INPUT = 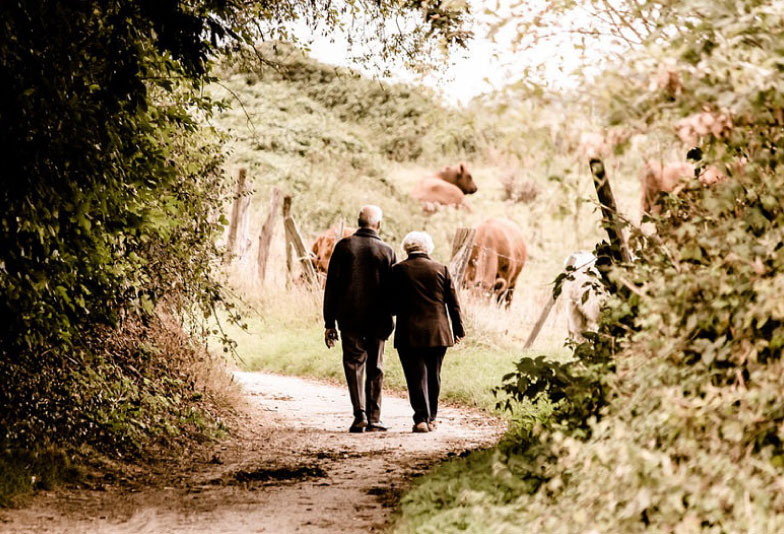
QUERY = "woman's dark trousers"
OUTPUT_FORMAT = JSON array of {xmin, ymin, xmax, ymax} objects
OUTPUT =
[{"xmin": 397, "ymin": 346, "xmax": 446, "ymax": 424}]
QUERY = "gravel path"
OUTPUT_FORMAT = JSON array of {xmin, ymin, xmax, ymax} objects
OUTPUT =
[{"xmin": 1, "ymin": 372, "xmax": 503, "ymax": 533}]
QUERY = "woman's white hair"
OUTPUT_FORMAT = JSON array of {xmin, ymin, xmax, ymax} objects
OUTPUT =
[{"xmin": 402, "ymin": 231, "xmax": 435, "ymax": 256}]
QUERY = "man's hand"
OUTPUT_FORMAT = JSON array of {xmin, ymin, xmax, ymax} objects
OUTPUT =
[
  {"xmin": 325, "ymin": 328, "xmax": 339, "ymax": 349},
  {"xmin": 454, "ymin": 335, "xmax": 464, "ymax": 345}
]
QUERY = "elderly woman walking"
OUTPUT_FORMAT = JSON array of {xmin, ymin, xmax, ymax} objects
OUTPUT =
[{"xmin": 389, "ymin": 231, "xmax": 465, "ymax": 433}]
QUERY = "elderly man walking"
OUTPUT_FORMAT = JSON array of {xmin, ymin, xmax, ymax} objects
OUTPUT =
[{"xmin": 323, "ymin": 205, "xmax": 396, "ymax": 433}]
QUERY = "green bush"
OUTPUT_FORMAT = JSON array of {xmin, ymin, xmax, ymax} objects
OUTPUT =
[
  {"xmin": 394, "ymin": 1, "xmax": 784, "ymax": 531},
  {"xmin": 0, "ymin": 0, "xmax": 472, "ymax": 507}
]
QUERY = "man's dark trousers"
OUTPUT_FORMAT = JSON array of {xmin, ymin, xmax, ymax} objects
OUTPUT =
[
  {"xmin": 397, "ymin": 346, "xmax": 446, "ymax": 424},
  {"xmin": 341, "ymin": 332, "xmax": 384, "ymax": 423}
]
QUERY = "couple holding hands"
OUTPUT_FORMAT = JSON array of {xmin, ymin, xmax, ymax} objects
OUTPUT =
[{"xmin": 323, "ymin": 205, "xmax": 464, "ymax": 433}]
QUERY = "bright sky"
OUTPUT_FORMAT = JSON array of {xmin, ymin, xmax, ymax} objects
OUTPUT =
[{"xmin": 294, "ymin": 1, "xmax": 615, "ymax": 106}]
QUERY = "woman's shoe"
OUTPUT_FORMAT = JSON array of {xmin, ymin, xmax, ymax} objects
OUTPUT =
[
  {"xmin": 349, "ymin": 416, "xmax": 368, "ymax": 433},
  {"xmin": 412, "ymin": 422, "xmax": 430, "ymax": 433},
  {"xmin": 428, "ymin": 420, "xmax": 438, "ymax": 431}
]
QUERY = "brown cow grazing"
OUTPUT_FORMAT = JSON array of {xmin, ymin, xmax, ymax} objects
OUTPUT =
[
  {"xmin": 411, "ymin": 163, "xmax": 478, "ymax": 212},
  {"xmin": 640, "ymin": 161, "xmax": 694, "ymax": 214},
  {"xmin": 311, "ymin": 226, "xmax": 356, "ymax": 283},
  {"xmin": 640, "ymin": 160, "xmax": 727, "ymax": 214},
  {"xmin": 464, "ymin": 218, "xmax": 527, "ymax": 307}
]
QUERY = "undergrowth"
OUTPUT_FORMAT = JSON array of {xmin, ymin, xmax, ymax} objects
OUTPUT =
[{"xmin": 0, "ymin": 313, "xmax": 237, "ymax": 506}]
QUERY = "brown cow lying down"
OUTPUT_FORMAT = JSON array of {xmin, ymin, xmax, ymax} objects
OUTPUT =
[
  {"xmin": 310, "ymin": 226, "xmax": 356, "ymax": 283},
  {"xmin": 640, "ymin": 161, "xmax": 726, "ymax": 214},
  {"xmin": 411, "ymin": 163, "xmax": 478, "ymax": 213},
  {"xmin": 464, "ymin": 218, "xmax": 527, "ymax": 307}
]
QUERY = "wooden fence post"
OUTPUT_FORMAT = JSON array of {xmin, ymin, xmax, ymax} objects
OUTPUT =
[
  {"xmin": 450, "ymin": 228, "xmax": 468, "ymax": 257},
  {"xmin": 281, "ymin": 195, "xmax": 318, "ymax": 286},
  {"xmin": 449, "ymin": 227, "xmax": 476, "ymax": 288},
  {"xmin": 282, "ymin": 195, "xmax": 293, "ymax": 277},
  {"xmin": 256, "ymin": 188, "xmax": 282, "ymax": 284},
  {"xmin": 524, "ymin": 295, "xmax": 557, "ymax": 349},
  {"xmin": 225, "ymin": 168, "xmax": 250, "ymax": 262},
  {"xmin": 589, "ymin": 158, "xmax": 632, "ymax": 263},
  {"xmin": 236, "ymin": 199, "xmax": 253, "ymax": 261}
]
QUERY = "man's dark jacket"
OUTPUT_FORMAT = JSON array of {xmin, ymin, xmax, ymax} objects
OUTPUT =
[
  {"xmin": 389, "ymin": 253, "xmax": 465, "ymax": 349},
  {"xmin": 323, "ymin": 227, "xmax": 396, "ymax": 339}
]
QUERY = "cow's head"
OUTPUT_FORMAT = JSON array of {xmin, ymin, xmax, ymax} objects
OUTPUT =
[
  {"xmin": 311, "ymin": 237, "xmax": 333, "ymax": 275},
  {"xmin": 463, "ymin": 252, "xmax": 492, "ymax": 294},
  {"xmin": 455, "ymin": 162, "xmax": 478, "ymax": 195}
]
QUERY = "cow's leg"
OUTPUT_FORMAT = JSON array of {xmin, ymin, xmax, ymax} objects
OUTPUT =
[
  {"xmin": 492, "ymin": 277, "xmax": 507, "ymax": 305},
  {"xmin": 501, "ymin": 268, "xmax": 521, "ymax": 308},
  {"xmin": 481, "ymin": 252, "xmax": 500, "ymax": 301},
  {"xmin": 503, "ymin": 286, "xmax": 514, "ymax": 308}
]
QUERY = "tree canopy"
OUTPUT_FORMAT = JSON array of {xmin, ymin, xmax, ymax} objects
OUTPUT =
[{"xmin": 0, "ymin": 0, "xmax": 470, "ymax": 453}]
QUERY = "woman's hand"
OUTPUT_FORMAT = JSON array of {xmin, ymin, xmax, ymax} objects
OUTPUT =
[{"xmin": 454, "ymin": 335, "xmax": 464, "ymax": 345}]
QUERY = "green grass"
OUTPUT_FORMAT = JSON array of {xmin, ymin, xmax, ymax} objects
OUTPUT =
[
  {"xmin": 0, "ymin": 447, "xmax": 79, "ymax": 507},
  {"xmin": 215, "ymin": 289, "xmax": 570, "ymax": 412},
  {"xmin": 391, "ymin": 448, "xmax": 521, "ymax": 534}
]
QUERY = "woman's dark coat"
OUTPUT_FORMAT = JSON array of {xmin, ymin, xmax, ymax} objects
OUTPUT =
[{"xmin": 389, "ymin": 252, "xmax": 464, "ymax": 349}]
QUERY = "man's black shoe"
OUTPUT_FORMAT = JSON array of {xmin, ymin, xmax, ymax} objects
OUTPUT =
[
  {"xmin": 366, "ymin": 422, "xmax": 388, "ymax": 432},
  {"xmin": 349, "ymin": 417, "xmax": 368, "ymax": 433}
]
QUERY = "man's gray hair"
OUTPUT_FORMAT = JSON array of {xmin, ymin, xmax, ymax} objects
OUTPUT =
[
  {"xmin": 358, "ymin": 205, "xmax": 383, "ymax": 228},
  {"xmin": 402, "ymin": 231, "xmax": 435, "ymax": 256}
]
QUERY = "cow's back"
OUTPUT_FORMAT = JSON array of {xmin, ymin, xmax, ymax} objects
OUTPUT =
[
  {"xmin": 477, "ymin": 218, "xmax": 526, "ymax": 264},
  {"xmin": 411, "ymin": 177, "xmax": 466, "ymax": 211}
]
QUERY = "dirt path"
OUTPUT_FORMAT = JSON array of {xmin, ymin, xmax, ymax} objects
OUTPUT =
[{"xmin": 1, "ymin": 372, "xmax": 503, "ymax": 533}]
